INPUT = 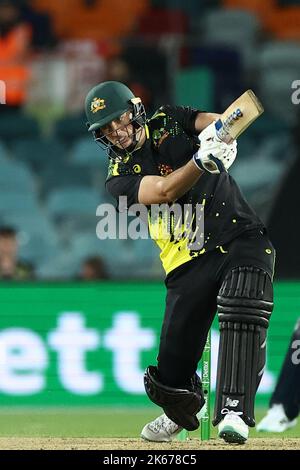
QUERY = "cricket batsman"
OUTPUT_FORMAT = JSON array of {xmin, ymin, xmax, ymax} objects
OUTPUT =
[{"xmin": 85, "ymin": 81, "xmax": 275, "ymax": 444}]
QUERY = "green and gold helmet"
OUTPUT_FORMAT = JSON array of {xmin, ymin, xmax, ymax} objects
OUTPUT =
[
  {"xmin": 85, "ymin": 81, "xmax": 135, "ymax": 131},
  {"xmin": 85, "ymin": 81, "xmax": 146, "ymax": 160}
]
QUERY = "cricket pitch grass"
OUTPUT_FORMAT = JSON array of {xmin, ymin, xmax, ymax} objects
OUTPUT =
[{"xmin": 0, "ymin": 408, "xmax": 299, "ymax": 450}]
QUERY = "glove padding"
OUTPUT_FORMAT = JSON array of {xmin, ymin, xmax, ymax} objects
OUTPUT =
[
  {"xmin": 193, "ymin": 121, "xmax": 237, "ymax": 174},
  {"xmin": 197, "ymin": 120, "xmax": 223, "ymax": 143}
]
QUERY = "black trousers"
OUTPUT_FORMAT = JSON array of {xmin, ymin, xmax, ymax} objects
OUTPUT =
[
  {"xmin": 158, "ymin": 228, "xmax": 275, "ymax": 388},
  {"xmin": 270, "ymin": 319, "xmax": 300, "ymax": 420}
]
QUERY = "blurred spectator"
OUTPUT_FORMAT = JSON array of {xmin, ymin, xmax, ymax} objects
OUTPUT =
[
  {"xmin": 277, "ymin": 1, "xmax": 300, "ymax": 5},
  {"xmin": 106, "ymin": 56, "xmax": 152, "ymax": 111},
  {"xmin": 267, "ymin": 111, "xmax": 300, "ymax": 278},
  {"xmin": 32, "ymin": 0, "xmax": 148, "ymax": 42},
  {"xmin": 20, "ymin": 0, "xmax": 57, "ymax": 49},
  {"xmin": 257, "ymin": 318, "xmax": 300, "ymax": 432},
  {"xmin": 120, "ymin": 43, "xmax": 170, "ymax": 110},
  {"xmin": 0, "ymin": 0, "xmax": 32, "ymax": 108},
  {"xmin": 79, "ymin": 256, "xmax": 109, "ymax": 281},
  {"xmin": 0, "ymin": 227, "xmax": 34, "ymax": 280},
  {"xmin": 150, "ymin": 0, "xmax": 220, "ymax": 13}
]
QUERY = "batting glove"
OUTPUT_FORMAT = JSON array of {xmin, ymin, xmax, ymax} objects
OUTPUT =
[{"xmin": 193, "ymin": 123, "xmax": 237, "ymax": 174}]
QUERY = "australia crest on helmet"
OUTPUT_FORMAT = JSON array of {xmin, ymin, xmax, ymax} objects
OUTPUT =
[{"xmin": 91, "ymin": 97, "xmax": 106, "ymax": 114}]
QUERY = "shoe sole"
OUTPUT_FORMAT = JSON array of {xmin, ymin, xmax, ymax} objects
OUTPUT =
[
  {"xmin": 140, "ymin": 433, "xmax": 172, "ymax": 443},
  {"xmin": 219, "ymin": 428, "xmax": 247, "ymax": 444}
]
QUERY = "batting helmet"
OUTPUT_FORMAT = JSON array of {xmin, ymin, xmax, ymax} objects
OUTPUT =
[{"xmin": 85, "ymin": 81, "xmax": 146, "ymax": 160}]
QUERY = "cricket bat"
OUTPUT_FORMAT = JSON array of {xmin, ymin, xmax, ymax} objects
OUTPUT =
[{"xmin": 214, "ymin": 90, "xmax": 264, "ymax": 144}]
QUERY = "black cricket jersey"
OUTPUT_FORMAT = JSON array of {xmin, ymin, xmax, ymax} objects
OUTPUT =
[{"xmin": 106, "ymin": 105, "xmax": 265, "ymax": 275}]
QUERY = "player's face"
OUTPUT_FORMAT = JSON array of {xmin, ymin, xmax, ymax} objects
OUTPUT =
[
  {"xmin": 0, "ymin": 235, "xmax": 17, "ymax": 258},
  {"xmin": 98, "ymin": 111, "xmax": 135, "ymax": 149}
]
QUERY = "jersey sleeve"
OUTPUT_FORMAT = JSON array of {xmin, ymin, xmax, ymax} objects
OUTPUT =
[
  {"xmin": 162, "ymin": 105, "xmax": 202, "ymax": 136},
  {"xmin": 106, "ymin": 175, "xmax": 143, "ymax": 209}
]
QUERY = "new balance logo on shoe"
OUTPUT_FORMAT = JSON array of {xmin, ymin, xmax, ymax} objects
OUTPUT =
[{"xmin": 225, "ymin": 398, "xmax": 239, "ymax": 407}]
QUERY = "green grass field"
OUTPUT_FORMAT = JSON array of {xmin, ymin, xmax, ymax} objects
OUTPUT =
[{"xmin": 0, "ymin": 407, "xmax": 299, "ymax": 440}]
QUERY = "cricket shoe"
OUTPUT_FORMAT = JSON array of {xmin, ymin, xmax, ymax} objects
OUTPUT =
[
  {"xmin": 141, "ymin": 414, "xmax": 182, "ymax": 442},
  {"xmin": 256, "ymin": 404, "xmax": 298, "ymax": 433},
  {"xmin": 218, "ymin": 411, "xmax": 249, "ymax": 444}
]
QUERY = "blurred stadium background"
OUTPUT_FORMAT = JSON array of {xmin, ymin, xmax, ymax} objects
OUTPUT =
[{"xmin": 0, "ymin": 0, "xmax": 299, "ymax": 443}]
